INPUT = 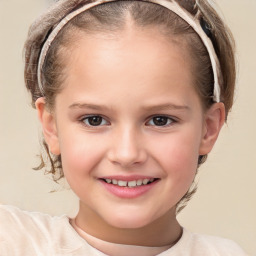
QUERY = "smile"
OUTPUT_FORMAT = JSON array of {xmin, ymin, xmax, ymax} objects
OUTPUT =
[
  {"xmin": 102, "ymin": 178, "xmax": 158, "ymax": 187},
  {"xmin": 99, "ymin": 176, "xmax": 160, "ymax": 198}
]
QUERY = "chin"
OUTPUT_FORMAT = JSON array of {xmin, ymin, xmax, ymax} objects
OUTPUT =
[{"xmin": 104, "ymin": 211, "xmax": 157, "ymax": 229}]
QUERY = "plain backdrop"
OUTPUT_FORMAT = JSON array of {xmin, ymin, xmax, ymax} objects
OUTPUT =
[{"xmin": 0, "ymin": 0, "xmax": 255, "ymax": 255}]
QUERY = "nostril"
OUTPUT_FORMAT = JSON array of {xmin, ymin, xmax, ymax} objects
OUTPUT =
[{"xmin": 107, "ymin": 148, "xmax": 148, "ymax": 167}]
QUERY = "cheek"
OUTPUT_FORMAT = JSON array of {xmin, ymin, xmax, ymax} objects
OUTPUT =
[
  {"xmin": 153, "ymin": 132, "xmax": 200, "ymax": 206},
  {"xmin": 58, "ymin": 132, "xmax": 105, "ymax": 178},
  {"xmin": 150, "ymin": 129, "xmax": 201, "ymax": 178}
]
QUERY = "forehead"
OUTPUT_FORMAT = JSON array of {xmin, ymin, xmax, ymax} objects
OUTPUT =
[{"xmin": 57, "ymin": 25, "xmax": 197, "ymax": 107}]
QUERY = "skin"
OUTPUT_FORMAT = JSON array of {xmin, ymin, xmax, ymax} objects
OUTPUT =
[{"xmin": 36, "ymin": 24, "xmax": 225, "ymax": 247}]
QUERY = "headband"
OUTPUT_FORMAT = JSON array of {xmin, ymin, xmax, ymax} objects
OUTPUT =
[{"xmin": 37, "ymin": 0, "xmax": 221, "ymax": 102}]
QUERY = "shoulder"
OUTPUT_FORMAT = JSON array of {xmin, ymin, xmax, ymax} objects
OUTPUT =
[
  {"xmin": 0, "ymin": 205, "xmax": 63, "ymax": 253},
  {"xmin": 0, "ymin": 204, "xmax": 52, "ymax": 222},
  {"xmin": 189, "ymin": 230, "xmax": 247, "ymax": 255},
  {"xmin": 0, "ymin": 205, "xmax": 104, "ymax": 256},
  {"xmin": 0, "ymin": 205, "xmax": 75, "ymax": 255},
  {"xmin": 0, "ymin": 204, "xmax": 65, "ymax": 234},
  {"xmin": 163, "ymin": 228, "xmax": 248, "ymax": 256}
]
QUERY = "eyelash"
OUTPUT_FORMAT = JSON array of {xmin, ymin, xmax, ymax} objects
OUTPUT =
[
  {"xmin": 146, "ymin": 116, "xmax": 176, "ymax": 127},
  {"xmin": 80, "ymin": 115, "xmax": 110, "ymax": 127},
  {"xmin": 80, "ymin": 115, "xmax": 177, "ymax": 128}
]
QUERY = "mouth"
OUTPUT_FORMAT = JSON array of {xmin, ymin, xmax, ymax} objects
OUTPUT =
[
  {"xmin": 99, "ymin": 176, "xmax": 160, "ymax": 199},
  {"xmin": 100, "ymin": 178, "xmax": 159, "ymax": 188}
]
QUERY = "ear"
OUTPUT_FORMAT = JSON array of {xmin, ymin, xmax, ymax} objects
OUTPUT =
[
  {"xmin": 35, "ymin": 98, "xmax": 60, "ymax": 155},
  {"xmin": 199, "ymin": 102, "xmax": 226, "ymax": 155}
]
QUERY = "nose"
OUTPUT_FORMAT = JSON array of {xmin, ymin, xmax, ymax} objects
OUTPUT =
[{"xmin": 107, "ymin": 127, "xmax": 147, "ymax": 168}]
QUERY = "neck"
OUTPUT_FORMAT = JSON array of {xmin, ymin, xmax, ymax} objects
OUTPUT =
[{"xmin": 75, "ymin": 202, "xmax": 182, "ymax": 247}]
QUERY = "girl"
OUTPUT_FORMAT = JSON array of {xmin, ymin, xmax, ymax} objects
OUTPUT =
[{"xmin": 0, "ymin": 0, "xmax": 248, "ymax": 255}]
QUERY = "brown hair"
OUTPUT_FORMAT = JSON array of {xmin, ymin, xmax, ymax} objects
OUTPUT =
[{"xmin": 24, "ymin": 0, "xmax": 236, "ymax": 212}]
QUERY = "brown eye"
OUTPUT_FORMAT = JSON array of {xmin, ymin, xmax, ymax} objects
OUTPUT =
[
  {"xmin": 82, "ymin": 116, "xmax": 108, "ymax": 126},
  {"xmin": 147, "ymin": 116, "xmax": 174, "ymax": 126}
]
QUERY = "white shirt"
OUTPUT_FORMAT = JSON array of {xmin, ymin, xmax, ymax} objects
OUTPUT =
[{"xmin": 0, "ymin": 205, "xmax": 247, "ymax": 256}]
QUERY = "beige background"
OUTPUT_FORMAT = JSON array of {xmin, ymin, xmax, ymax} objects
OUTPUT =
[{"xmin": 0, "ymin": 0, "xmax": 255, "ymax": 255}]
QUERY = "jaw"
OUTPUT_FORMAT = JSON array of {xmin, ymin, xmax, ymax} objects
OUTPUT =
[{"xmin": 76, "ymin": 201, "xmax": 181, "ymax": 246}]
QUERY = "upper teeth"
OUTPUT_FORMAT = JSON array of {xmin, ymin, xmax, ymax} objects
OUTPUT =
[{"xmin": 104, "ymin": 178, "xmax": 155, "ymax": 187}]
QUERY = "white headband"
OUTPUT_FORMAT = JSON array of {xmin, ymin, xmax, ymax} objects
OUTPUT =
[{"xmin": 37, "ymin": 0, "xmax": 221, "ymax": 102}]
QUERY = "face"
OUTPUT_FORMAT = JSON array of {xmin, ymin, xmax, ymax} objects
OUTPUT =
[{"xmin": 37, "ymin": 25, "xmax": 224, "ymax": 234}]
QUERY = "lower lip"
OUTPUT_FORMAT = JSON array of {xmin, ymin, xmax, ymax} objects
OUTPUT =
[{"xmin": 99, "ymin": 180, "xmax": 159, "ymax": 199}]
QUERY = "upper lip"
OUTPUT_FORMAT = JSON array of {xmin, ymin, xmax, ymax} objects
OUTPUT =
[{"xmin": 99, "ymin": 175, "xmax": 159, "ymax": 181}]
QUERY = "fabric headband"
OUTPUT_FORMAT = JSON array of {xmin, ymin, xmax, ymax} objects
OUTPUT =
[{"xmin": 37, "ymin": 0, "xmax": 221, "ymax": 102}]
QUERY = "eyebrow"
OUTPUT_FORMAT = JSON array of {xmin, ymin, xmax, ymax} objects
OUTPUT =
[
  {"xmin": 69, "ymin": 102, "xmax": 190, "ymax": 112},
  {"xmin": 69, "ymin": 103, "xmax": 110, "ymax": 111},
  {"xmin": 142, "ymin": 103, "xmax": 190, "ymax": 112}
]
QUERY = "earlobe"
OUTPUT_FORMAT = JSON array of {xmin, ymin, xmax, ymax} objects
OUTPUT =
[
  {"xmin": 35, "ymin": 98, "xmax": 60, "ymax": 155},
  {"xmin": 199, "ymin": 102, "xmax": 226, "ymax": 155}
]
